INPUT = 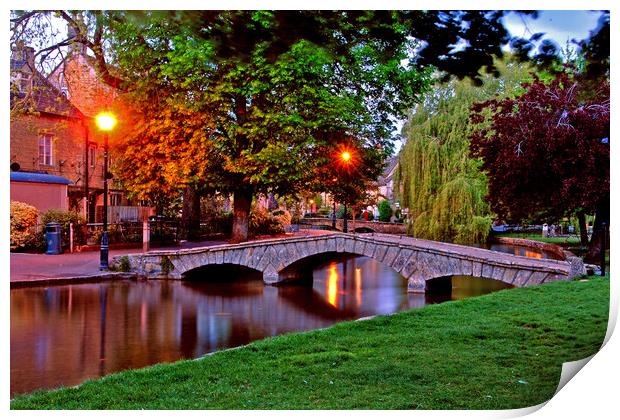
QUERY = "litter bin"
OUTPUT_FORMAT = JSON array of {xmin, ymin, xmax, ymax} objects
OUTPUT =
[{"xmin": 45, "ymin": 222, "xmax": 63, "ymax": 255}]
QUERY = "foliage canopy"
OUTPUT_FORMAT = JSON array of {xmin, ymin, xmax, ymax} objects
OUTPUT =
[
  {"xmin": 469, "ymin": 72, "xmax": 609, "ymax": 224},
  {"xmin": 11, "ymin": 10, "xmax": 603, "ymax": 241}
]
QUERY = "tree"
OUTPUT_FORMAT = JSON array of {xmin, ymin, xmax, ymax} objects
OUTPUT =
[
  {"xmin": 11, "ymin": 10, "xmax": 572, "ymax": 242},
  {"xmin": 378, "ymin": 200, "xmax": 393, "ymax": 222},
  {"xmin": 395, "ymin": 58, "xmax": 535, "ymax": 244},
  {"xmin": 313, "ymin": 139, "xmax": 384, "ymax": 222},
  {"xmin": 469, "ymin": 72, "xmax": 609, "ymax": 260}
]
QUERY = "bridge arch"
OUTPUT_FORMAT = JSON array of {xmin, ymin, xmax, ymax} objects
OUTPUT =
[{"xmin": 183, "ymin": 263, "xmax": 263, "ymax": 281}]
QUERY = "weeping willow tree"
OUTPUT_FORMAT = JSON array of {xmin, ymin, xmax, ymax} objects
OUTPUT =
[{"xmin": 395, "ymin": 58, "xmax": 534, "ymax": 244}]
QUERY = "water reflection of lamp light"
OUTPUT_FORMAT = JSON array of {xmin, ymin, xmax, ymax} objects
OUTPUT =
[
  {"xmin": 327, "ymin": 263, "xmax": 339, "ymax": 307},
  {"xmin": 140, "ymin": 301, "xmax": 148, "ymax": 339},
  {"xmin": 525, "ymin": 250, "xmax": 542, "ymax": 259},
  {"xmin": 68, "ymin": 286, "xmax": 73, "ymax": 315},
  {"xmin": 355, "ymin": 267, "xmax": 362, "ymax": 307},
  {"xmin": 99, "ymin": 284, "xmax": 108, "ymax": 376}
]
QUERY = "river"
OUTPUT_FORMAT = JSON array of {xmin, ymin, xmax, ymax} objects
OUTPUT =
[{"xmin": 11, "ymin": 250, "xmax": 535, "ymax": 397}]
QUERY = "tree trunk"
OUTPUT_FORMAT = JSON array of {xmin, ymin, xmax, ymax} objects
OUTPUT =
[
  {"xmin": 180, "ymin": 186, "xmax": 201, "ymax": 240},
  {"xmin": 230, "ymin": 186, "xmax": 253, "ymax": 243},
  {"xmin": 577, "ymin": 211, "xmax": 589, "ymax": 247},
  {"xmin": 586, "ymin": 197, "xmax": 610, "ymax": 263}
]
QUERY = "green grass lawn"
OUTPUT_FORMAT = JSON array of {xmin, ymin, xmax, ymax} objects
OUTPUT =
[{"xmin": 11, "ymin": 275, "xmax": 609, "ymax": 410}]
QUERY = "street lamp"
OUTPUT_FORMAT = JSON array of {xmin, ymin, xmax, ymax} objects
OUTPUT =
[
  {"xmin": 340, "ymin": 150, "xmax": 352, "ymax": 233},
  {"xmin": 95, "ymin": 111, "xmax": 117, "ymax": 270}
]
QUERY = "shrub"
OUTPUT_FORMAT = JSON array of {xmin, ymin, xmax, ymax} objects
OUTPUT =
[
  {"xmin": 250, "ymin": 207, "xmax": 285, "ymax": 236},
  {"xmin": 271, "ymin": 209, "xmax": 292, "ymax": 226},
  {"xmin": 378, "ymin": 200, "xmax": 393, "ymax": 222},
  {"xmin": 160, "ymin": 256, "xmax": 174, "ymax": 275},
  {"xmin": 41, "ymin": 209, "xmax": 87, "ymax": 246},
  {"xmin": 10, "ymin": 201, "xmax": 41, "ymax": 251},
  {"xmin": 118, "ymin": 256, "xmax": 131, "ymax": 272}
]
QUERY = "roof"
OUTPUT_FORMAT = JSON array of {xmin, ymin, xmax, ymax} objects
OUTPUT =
[
  {"xmin": 377, "ymin": 156, "xmax": 399, "ymax": 185},
  {"xmin": 10, "ymin": 58, "xmax": 28, "ymax": 72},
  {"xmin": 10, "ymin": 59, "xmax": 83, "ymax": 119},
  {"xmin": 10, "ymin": 171, "xmax": 73, "ymax": 185}
]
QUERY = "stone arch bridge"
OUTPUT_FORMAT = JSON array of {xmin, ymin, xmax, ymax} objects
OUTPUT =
[{"xmin": 113, "ymin": 233, "xmax": 585, "ymax": 293}]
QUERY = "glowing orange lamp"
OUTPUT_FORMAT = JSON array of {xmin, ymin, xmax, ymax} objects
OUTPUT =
[
  {"xmin": 96, "ymin": 112, "xmax": 117, "ymax": 131},
  {"xmin": 95, "ymin": 111, "xmax": 116, "ymax": 271}
]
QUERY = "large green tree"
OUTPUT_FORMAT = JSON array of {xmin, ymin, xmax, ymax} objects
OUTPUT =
[
  {"xmin": 395, "ymin": 58, "xmax": 535, "ymax": 244},
  {"xmin": 12, "ymin": 10, "xmax": 566, "ymax": 242}
]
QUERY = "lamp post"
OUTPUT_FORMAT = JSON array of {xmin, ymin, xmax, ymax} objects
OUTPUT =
[
  {"xmin": 95, "ymin": 112, "xmax": 117, "ymax": 270},
  {"xmin": 340, "ymin": 151, "xmax": 351, "ymax": 233}
]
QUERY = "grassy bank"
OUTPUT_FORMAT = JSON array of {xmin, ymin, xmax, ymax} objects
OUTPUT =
[{"xmin": 12, "ymin": 276, "xmax": 609, "ymax": 410}]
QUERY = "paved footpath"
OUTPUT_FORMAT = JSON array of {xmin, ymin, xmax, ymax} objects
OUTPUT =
[{"xmin": 10, "ymin": 230, "xmax": 331, "ymax": 285}]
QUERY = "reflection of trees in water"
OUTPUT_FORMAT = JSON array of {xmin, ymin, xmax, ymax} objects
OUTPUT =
[{"xmin": 10, "ymin": 257, "xmax": 512, "ymax": 396}]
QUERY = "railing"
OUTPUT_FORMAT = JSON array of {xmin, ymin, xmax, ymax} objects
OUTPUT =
[
  {"xmin": 95, "ymin": 205, "xmax": 154, "ymax": 223},
  {"xmin": 84, "ymin": 221, "xmax": 179, "ymax": 246}
]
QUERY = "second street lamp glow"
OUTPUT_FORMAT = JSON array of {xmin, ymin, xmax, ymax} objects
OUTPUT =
[
  {"xmin": 341, "ymin": 151, "xmax": 351, "ymax": 162},
  {"xmin": 96, "ymin": 112, "xmax": 117, "ymax": 131}
]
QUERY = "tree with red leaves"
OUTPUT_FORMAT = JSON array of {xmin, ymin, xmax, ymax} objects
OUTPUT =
[{"xmin": 470, "ymin": 72, "xmax": 609, "ymax": 261}]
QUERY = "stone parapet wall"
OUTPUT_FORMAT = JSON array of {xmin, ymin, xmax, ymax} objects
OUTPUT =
[
  {"xmin": 492, "ymin": 236, "xmax": 586, "ymax": 279},
  {"xmin": 301, "ymin": 218, "xmax": 407, "ymax": 234},
  {"xmin": 493, "ymin": 236, "xmax": 567, "ymax": 260}
]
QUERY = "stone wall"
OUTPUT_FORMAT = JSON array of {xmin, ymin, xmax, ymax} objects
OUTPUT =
[{"xmin": 301, "ymin": 218, "xmax": 407, "ymax": 234}]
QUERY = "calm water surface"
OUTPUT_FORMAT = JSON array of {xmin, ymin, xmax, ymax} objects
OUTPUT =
[{"xmin": 11, "ymin": 255, "xmax": 513, "ymax": 397}]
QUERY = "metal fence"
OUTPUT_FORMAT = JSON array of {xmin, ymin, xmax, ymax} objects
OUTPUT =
[
  {"xmin": 83, "ymin": 221, "xmax": 179, "ymax": 246},
  {"xmin": 95, "ymin": 205, "xmax": 154, "ymax": 223}
]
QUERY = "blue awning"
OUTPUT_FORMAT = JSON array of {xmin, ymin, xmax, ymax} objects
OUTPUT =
[{"xmin": 10, "ymin": 171, "xmax": 73, "ymax": 185}]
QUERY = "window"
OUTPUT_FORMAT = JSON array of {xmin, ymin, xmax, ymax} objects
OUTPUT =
[
  {"xmin": 89, "ymin": 143, "xmax": 97, "ymax": 167},
  {"xmin": 38, "ymin": 134, "xmax": 53, "ymax": 166}
]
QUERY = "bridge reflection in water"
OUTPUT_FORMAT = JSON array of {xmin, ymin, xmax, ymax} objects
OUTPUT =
[{"xmin": 10, "ymin": 255, "xmax": 511, "ymax": 397}]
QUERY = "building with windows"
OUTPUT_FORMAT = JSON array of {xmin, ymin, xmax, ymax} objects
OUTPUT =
[
  {"xmin": 376, "ymin": 155, "xmax": 398, "ymax": 202},
  {"xmin": 10, "ymin": 44, "xmax": 153, "ymax": 222},
  {"xmin": 10, "ymin": 44, "xmax": 87, "ymax": 214}
]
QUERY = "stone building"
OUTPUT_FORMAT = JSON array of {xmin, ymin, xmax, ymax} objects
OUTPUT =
[
  {"xmin": 10, "ymin": 44, "xmax": 87, "ymax": 214},
  {"xmin": 10, "ymin": 43, "xmax": 152, "ymax": 222}
]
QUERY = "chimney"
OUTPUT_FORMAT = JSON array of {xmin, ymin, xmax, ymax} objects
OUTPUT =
[{"xmin": 67, "ymin": 12, "xmax": 87, "ymax": 55}]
